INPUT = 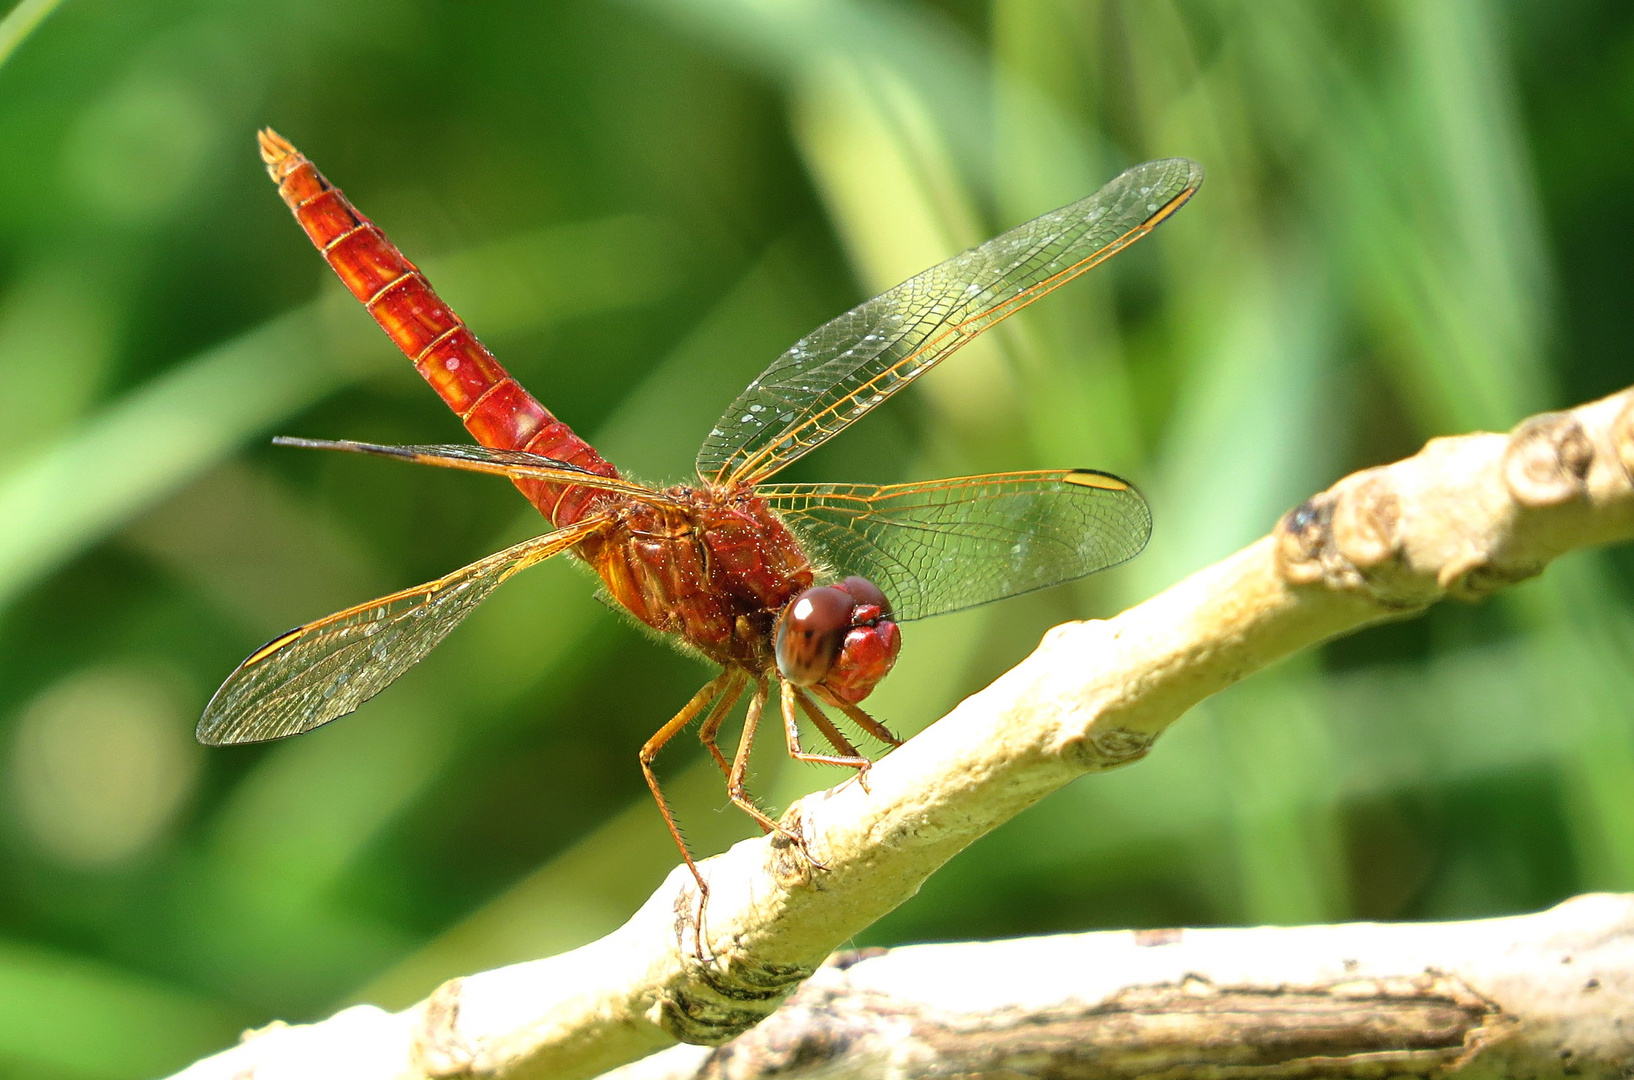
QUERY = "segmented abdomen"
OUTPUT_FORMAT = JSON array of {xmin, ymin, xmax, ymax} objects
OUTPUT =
[{"xmin": 257, "ymin": 129, "xmax": 616, "ymax": 526}]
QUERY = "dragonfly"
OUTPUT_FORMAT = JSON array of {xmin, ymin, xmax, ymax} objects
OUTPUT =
[{"xmin": 201, "ymin": 130, "xmax": 1201, "ymax": 900}]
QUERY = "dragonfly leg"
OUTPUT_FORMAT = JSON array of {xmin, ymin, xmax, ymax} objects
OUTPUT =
[
  {"xmin": 784, "ymin": 683, "xmax": 876, "ymax": 792},
  {"xmin": 641, "ymin": 668, "xmax": 735, "ymax": 948},
  {"xmin": 816, "ymin": 686, "xmax": 905, "ymax": 748},
  {"xmin": 784, "ymin": 683, "xmax": 872, "ymax": 766},
  {"xmin": 728, "ymin": 678, "xmax": 823, "ymax": 867},
  {"xmin": 697, "ymin": 669, "xmax": 748, "ymax": 786}
]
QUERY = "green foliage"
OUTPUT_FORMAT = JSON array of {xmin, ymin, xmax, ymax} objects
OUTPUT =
[{"xmin": 0, "ymin": 0, "xmax": 1630, "ymax": 1074}]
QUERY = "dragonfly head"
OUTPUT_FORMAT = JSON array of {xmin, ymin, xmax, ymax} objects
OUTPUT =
[{"xmin": 774, "ymin": 576, "xmax": 901, "ymax": 703}]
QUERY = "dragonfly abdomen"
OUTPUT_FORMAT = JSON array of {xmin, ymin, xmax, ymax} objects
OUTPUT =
[{"xmin": 258, "ymin": 129, "xmax": 617, "ymax": 527}]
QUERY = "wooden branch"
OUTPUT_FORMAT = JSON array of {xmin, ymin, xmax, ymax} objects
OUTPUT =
[
  {"xmin": 167, "ymin": 385, "xmax": 1634, "ymax": 1080},
  {"xmin": 596, "ymin": 893, "xmax": 1634, "ymax": 1080}
]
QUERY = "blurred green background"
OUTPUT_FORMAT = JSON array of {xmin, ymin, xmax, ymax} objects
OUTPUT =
[{"xmin": 1, "ymin": 0, "xmax": 1632, "ymax": 1075}]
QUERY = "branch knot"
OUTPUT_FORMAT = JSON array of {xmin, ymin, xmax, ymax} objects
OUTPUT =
[
  {"xmin": 651, "ymin": 954, "xmax": 815, "ymax": 1045},
  {"xmin": 1274, "ymin": 478, "xmax": 1424, "ymax": 607},
  {"xmin": 1503, "ymin": 412, "xmax": 1593, "ymax": 509}
]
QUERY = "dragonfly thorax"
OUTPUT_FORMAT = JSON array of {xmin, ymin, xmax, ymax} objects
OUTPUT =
[{"xmin": 576, "ymin": 488, "xmax": 819, "ymax": 673}]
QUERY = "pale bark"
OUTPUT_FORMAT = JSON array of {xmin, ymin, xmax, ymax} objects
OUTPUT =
[
  {"xmin": 599, "ymin": 893, "xmax": 1634, "ymax": 1080},
  {"xmin": 167, "ymin": 386, "xmax": 1634, "ymax": 1080}
]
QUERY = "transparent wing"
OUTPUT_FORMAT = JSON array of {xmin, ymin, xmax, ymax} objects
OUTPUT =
[
  {"xmin": 698, "ymin": 159, "xmax": 1202, "ymax": 486},
  {"xmin": 197, "ymin": 518, "xmax": 603, "ymax": 745},
  {"xmin": 273, "ymin": 437, "xmax": 676, "ymax": 504},
  {"xmin": 759, "ymin": 471, "xmax": 1150, "ymax": 622}
]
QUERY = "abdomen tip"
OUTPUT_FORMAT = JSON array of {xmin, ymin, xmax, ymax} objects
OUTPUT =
[{"xmin": 257, "ymin": 128, "xmax": 299, "ymax": 169}]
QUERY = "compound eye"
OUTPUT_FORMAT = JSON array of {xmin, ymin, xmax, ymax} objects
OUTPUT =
[
  {"xmin": 775, "ymin": 586, "xmax": 853, "ymax": 686},
  {"xmin": 839, "ymin": 575, "xmax": 890, "ymax": 617}
]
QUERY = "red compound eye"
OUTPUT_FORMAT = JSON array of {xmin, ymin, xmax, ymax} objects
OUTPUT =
[
  {"xmin": 775, "ymin": 586, "xmax": 853, "ymax": 686},
  {"xmin": 839, "ymin": 575, "xmax": 890, "ymax": 617},
  {"xmin": 821, "ymin": 618, "xmax": 902, "ymax": 704}
]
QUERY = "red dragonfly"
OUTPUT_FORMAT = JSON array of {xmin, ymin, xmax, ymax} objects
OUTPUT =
[{"xmin": 201, "ymin": 130, "xmax": 1200, "ymax": 893}]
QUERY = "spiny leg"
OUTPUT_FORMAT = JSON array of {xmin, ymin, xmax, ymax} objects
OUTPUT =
[
  {"xmin": 640, "ymin": 669, "xmax": 734, "ymax": 910},
  {"xmin": 728, "ymin": 678, "xmax": 821, "ymax": 864},
  {"xmin": 697, "ymin": 668, "xmax": 748, "ymax": 787},
  {"xmin": 816, "ymin": 685, "xmax": 905, "ymax": 748},
  {"xmin": 783, "ymin": 681, "xmax": 873, "ymax": 771}
]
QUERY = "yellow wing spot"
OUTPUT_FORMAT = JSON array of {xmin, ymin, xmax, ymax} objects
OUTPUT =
[
  {"xmin": 243, "ymin": 626, "xmax": 306, "ymax": 667},
  {"xmin": 1065, "ymin": 470, "xmax": 1131, "ymax": 491}
]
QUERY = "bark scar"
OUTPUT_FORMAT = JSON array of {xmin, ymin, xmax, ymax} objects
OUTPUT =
[
  {"xmin": 413, "ymin": 977, "xmax": 472, "ymax": 1077},
  {"xmin": 1504, "ymin": 411, "xmax": 1594, "ymax": 509}
]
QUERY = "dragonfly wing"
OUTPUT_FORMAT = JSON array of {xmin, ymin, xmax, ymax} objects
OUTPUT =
[
  {"xmin": 759, "ymin": 471, "xmax": 1150, "ymax": 622},
  {"xmin": 197, "ymin": 517, "xmax": 603, "ymax": 745},
  {"xmin": 697, "ymin": 159, "xmax": 1202, "ymax": 487},
  {"xmin": 274, "ymin": 438, "xmax": 676, "ymax": 504}
]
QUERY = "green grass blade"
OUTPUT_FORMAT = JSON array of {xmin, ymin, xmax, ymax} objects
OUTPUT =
[{"xmin": 0, "ymin": 0, "xmax": 65, "ymax": 74}]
